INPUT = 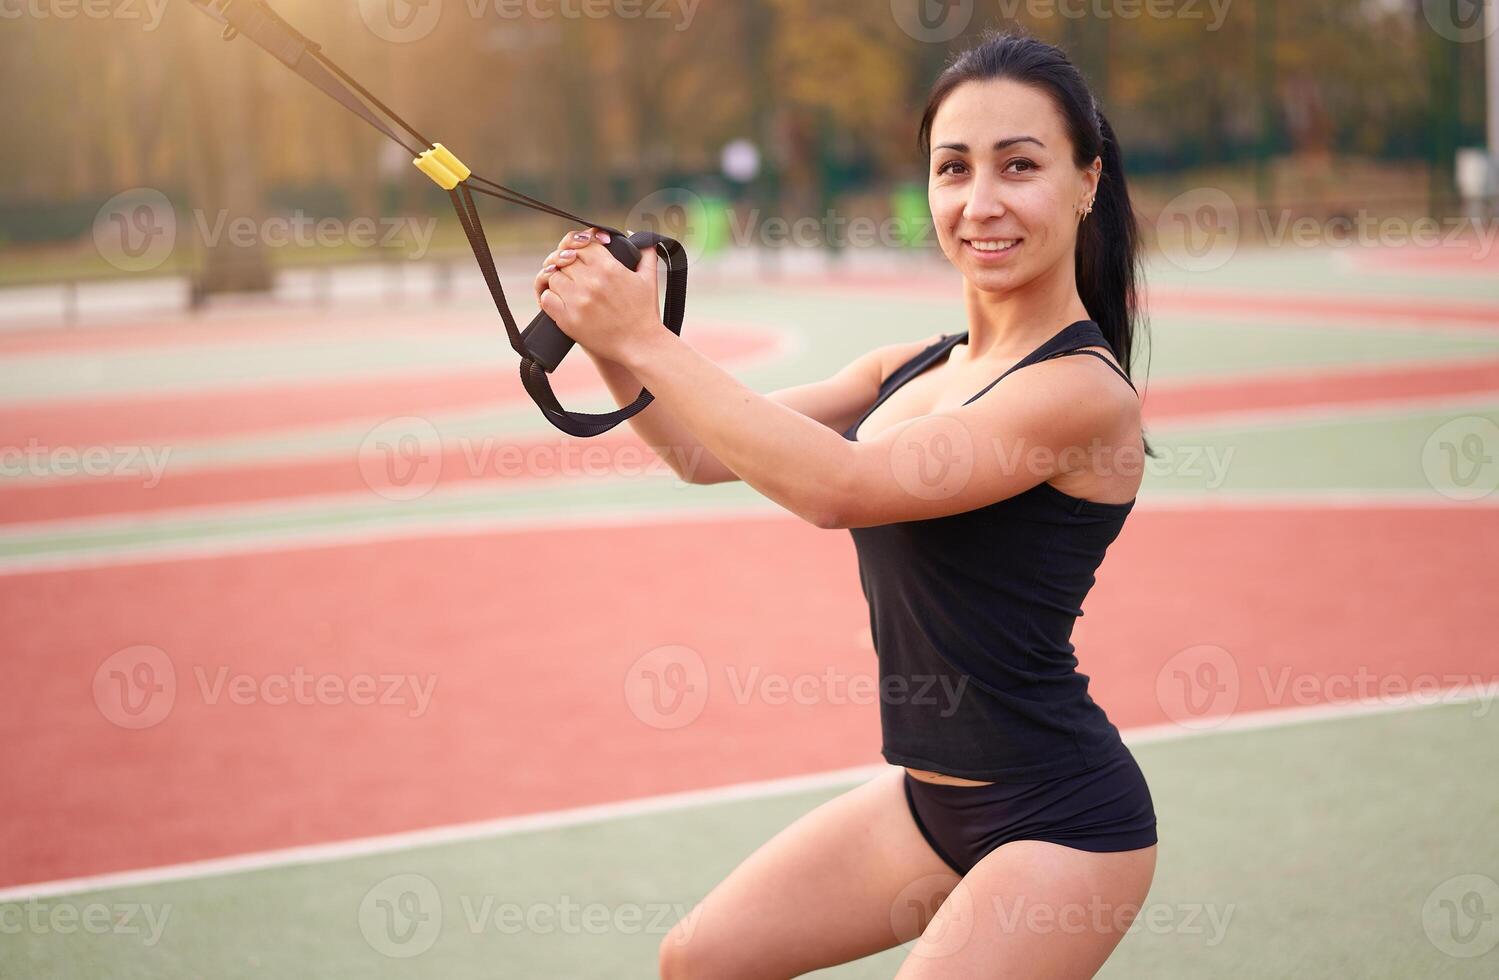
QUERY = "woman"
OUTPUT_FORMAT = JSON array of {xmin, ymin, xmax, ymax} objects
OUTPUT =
[{"xmin": 535, "ymin": 30, "xmax": 1156, "ymax": 980}]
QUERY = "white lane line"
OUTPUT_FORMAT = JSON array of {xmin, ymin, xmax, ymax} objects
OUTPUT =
[{"xmin": 2, "ymin": 683, "xmax": 1492, "ymax": 903}]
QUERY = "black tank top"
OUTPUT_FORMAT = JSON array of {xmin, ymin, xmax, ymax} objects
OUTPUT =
[{"xmin": 841, "ymin": 320, "xmax": 1139, "ymax": 782}]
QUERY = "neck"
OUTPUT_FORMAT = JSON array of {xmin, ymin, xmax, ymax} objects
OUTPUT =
[{"xmin": 958, "ymin": 256, "xmax": 1092, "ymax": 363}]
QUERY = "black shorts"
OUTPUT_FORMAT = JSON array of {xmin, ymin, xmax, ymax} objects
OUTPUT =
[{"xmin": 901, "ymin": 743, "xmax": 1158, "ymax": 877}]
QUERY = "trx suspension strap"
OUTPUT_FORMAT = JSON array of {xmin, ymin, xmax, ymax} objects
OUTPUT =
[{"xmin": 183, "ymin": 0, "xmax": 688, "ymax": 438}]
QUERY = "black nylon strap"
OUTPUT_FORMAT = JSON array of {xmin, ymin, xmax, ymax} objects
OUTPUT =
[
  {"xmin": 204, "ymin": 0, "xmax": 424, "ymax": 154},
  {"xmin": 519, "ymin": 232, "xmax": 689, "ymax": 438},
  {"xmin": 448, "ymin": 186, "xmax": 689, "ymax": 438},
  {"xmin": 187, "ymin": 0, "xmax": 691, "ymax": 438}
]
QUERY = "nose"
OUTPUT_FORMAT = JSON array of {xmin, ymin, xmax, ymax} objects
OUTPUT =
[{"xmin": 961, "ymin": 171, "xmax": 1008, "ymax": 225}]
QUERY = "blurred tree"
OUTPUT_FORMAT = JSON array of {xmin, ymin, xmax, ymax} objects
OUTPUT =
[
  {"xmin": 183, "ymin": 21, "xmax": 272, "ymax": 293},
  {"xmin": 0, "ymin": 0, "xmax": 1476, "ymax": 253}
]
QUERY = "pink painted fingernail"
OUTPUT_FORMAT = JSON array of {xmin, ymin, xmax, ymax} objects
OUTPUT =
[
  {"xmin": 573, "ymin": 232, "xmax": 591, "ymax": 242},
  {"xmin": 559, "ymin": 249, "xmax": 576, "ymax": 260},
  {"xmin": 597, "ymin": 231, "xmax": 611, "ymax": 243},
  {"xmin": 543, "ymin": 264, "xmax": 558, "ymax": 274}
]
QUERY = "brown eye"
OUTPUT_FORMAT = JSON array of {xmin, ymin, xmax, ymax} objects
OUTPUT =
[
  {"xmin": 1006, "ymin": 158, "xmax": 1037, "ymax": 173},
  {"xmin": 937, "ymin": 160, "xmax": 967, "ymax": 176}
]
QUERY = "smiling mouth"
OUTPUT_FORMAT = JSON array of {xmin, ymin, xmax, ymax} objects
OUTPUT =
[{"xmin": 963, "ymin": 238, "xmax": 1021, "ymax": 255}]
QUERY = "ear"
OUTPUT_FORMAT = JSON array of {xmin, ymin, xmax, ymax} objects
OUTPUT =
[{"xmin": 1084, "ymin": 156, "xmax": 1103, "ymax": 200}]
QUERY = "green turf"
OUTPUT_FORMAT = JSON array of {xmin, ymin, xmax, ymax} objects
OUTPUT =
[
  {"xmin": 3, "ymin": 700, "xmax": 1494, "ymax": 978},
  {"xmin": 1144, "ymin": 402, "xmax": 1499, "ymax": 494}
]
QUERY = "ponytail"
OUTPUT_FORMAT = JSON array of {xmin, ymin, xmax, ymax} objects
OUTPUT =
[{"xmin": 1076, "ymin": 109, "xmax": 1154, "ymax": 456}]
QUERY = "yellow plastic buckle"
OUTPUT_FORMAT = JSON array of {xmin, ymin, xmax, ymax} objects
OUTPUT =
[{"xmin": 413, "ymin": 143, "xmax": 472, "ymax": 190}]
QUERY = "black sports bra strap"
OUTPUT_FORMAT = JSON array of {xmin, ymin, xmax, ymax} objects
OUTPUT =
[
  {"xmin": 886, "ymin": 333, "xmax": 963, "ymax": 390},
  {"xmin": 1041, "ymin": 349, "xmax": 1137, "ymax": 392},
  {"xmin": 963, "ymin": 320, "xmax": 1133, "ymax": 404}
]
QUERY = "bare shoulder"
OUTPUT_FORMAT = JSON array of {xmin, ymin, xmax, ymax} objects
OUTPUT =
[
  {"xmin": 863, "ymin": 331, "xmax": 949, "ymax": 386},
  {"xmin": 1043, "ymin": 344, "xmax": 1138, "ymax": 418},
  {"xmin": 967, "ymin": 342, "xmax": 1139, "ymax": 447}
]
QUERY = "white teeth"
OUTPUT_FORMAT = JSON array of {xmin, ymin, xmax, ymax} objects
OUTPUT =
[{"xmin": 968, "ymin": 240, "xmax": 1017, "ymax": 253}]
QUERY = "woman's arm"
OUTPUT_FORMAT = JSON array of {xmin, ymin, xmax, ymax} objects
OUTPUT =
[
  {"xmin": 535, "ymin": 232, "xmax": 944, "ymax": 486},
  {"xmin": 539, "ymin": 230, "xmax": 1135, "ymax": 529},
  {"xmin": 577, "ymin": 335, "xmax": 945, "ymax": 486},
  {"xmin": 619, "ymin": 330, "xmax": 1137, "ymax": 529}
]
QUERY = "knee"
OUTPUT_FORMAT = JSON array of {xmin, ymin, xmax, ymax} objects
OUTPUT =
[
  {"xmin": 657, "ymin": 918, "xmax": 743, "ymax": 980},
  {"xmin": 657, "ymin": 923, "xmax": 705, "ymax": 980}
]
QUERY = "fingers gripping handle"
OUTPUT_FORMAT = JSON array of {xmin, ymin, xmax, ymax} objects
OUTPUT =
[{"xmin": 521, "ymin": 233, "xmax": 644, "ymax": 373}]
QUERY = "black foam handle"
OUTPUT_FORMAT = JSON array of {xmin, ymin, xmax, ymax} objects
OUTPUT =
[{"xmin": 521, "ymin": 234, "xmax": 644, "ymax": 373}]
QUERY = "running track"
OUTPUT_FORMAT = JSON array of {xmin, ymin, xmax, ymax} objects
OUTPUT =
[{"xmin": 3, "ymin": 290, "xmax": 1497, "ymax": 892}]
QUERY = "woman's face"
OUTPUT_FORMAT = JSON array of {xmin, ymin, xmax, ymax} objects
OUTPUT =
[{"xmin": 927, "ymin": 78, "xmax": 1100, "ymax": 295}]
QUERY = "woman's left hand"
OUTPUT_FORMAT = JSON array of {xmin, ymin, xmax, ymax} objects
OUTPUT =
[{"xmin": 538, "ymin": 228, "xmax": 662, "ymax": 364}]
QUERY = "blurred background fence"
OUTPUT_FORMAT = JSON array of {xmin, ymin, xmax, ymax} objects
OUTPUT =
[{"xmin": 0, "ymin": 0, "xmax": 1495, "ymax": 323}]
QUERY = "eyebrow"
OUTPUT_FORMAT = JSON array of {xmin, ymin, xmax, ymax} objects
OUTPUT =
[{"xmin": 934, "ymin": 137, "xmax": 1046, "ymax": 153}]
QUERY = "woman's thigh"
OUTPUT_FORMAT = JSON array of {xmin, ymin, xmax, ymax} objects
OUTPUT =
[
  {"xmin": 895, "ymin": 840, "xmax": 1158, "ymax": 980},
  {"xmin": 659, "ymin": 767, "xmax": 960, "ymax": 980}
]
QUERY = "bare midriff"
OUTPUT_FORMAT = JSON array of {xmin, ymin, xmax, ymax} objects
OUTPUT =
[{"xmin": 905, "ymin": 767, "xmax": 995, "ymax": 787}]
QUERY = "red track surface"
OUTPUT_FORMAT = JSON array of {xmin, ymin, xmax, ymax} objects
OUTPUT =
[
  {"xmin": 5, "ymin": 323, "xmax": 772, "ymax": 449},
  {"xmin": 5, "ymin": 291, "xmax": 1497, "ymax": 891},
  {"xmin": 3, "ymin": 507, "xmax": 1495, "ymax": 888}
]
